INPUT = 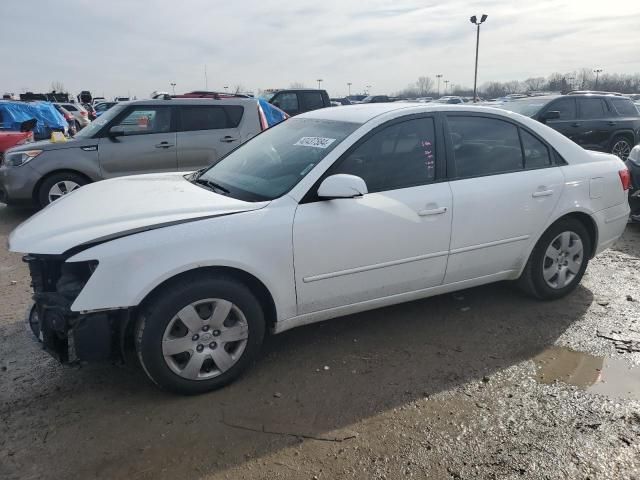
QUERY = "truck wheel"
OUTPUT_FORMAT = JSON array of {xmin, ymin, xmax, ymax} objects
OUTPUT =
[
  {"xmin": 135, "ymin": 274, "xmax": 265, "ymax": 395},
  {"xmin": 37, "ymin": 172, "xmax": 88, "ymax": 207},
  {"xmin": 517, "ymin": 218, "xmax": 591, "ymax": 300}
]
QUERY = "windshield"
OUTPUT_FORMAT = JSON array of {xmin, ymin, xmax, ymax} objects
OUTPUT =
[
  {"xmin": 74, "ymin": 103, "xmax": 127, "ymax": 138},
  {"xmin": 497, "ymin": 99, "xmax": 548, "ymax": 117},
  {"xmin": 196, "ymin": 118, "xmax": 360, "ymax": 201}
]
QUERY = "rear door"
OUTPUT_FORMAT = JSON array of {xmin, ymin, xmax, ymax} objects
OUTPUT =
[
  {"xmin": 299, "ymin": 91, "xmax": 326, "ymax": 113},
  {"xmin": 176, "ymin": 104, "xmax": 244, "ymax": 171},
  {"xmin": 97, "ymin": 105, "xmax": 176, "ymax": 178},
  {"xmin": 541, "ymin": 97, "xmax": 579, "ymax": 142},
  {"xmin": 575, "ymin": 97, "xmax": 610, "ymax": 151},
  {"xmin": 444, "ymin": 114, "xmax": 564, "ymax": 283}
]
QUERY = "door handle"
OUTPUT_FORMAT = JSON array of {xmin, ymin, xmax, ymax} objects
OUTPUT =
[
  {"xmin": 418, "ymin": 206, "xmax": 447, "ymax": 216},
  {"xmin": 155, "ymin": 142, "xmax": 174, "ymax": 148},
  {"xmin": 220, "ymin": 136, "xmax": 238, "ymax": 143},
  {"xmin": 570, "ymin": 123, "xmax": 580, "ymax": 127},
  {"xmin": 607, "ymin": 121, "xmax": 616, "ymax": 126},
  {"xmin": 532, "ymin": 190, "xmax": 554, "ymax": 198}
]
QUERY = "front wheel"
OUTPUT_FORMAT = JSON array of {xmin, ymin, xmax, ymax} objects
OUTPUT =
[
  {"xmin": 135, "ymin": 275, "xmax": 265, "ymax": 394},
  {"xmin": 37, "ymin": 172, "xmax": 88, "ymax": 207},
  {"xmin": 517, "ymin": 218, "xmax": 591, "ymax": 300}
]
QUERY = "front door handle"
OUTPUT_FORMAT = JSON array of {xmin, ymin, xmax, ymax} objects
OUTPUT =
[
  {"xmin": 155, "ymin": 142, "xmax": 174, "ymax": 148},
  {"xmin": 418, "ymin": 206, "xmax": 447, "ymax": 216},
  {"xmin": 532, "ymin": 189, "xmax": 554, "ymax": 198},
  {"xmin": 220, "ymin": 136, "xmax": 238, "ymax": 143}
]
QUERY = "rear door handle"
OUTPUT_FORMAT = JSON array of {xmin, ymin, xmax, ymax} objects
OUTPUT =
[
  {"xmin": 532, "ymin": 190, "xmax": 554, "ymax": 198},
  {"xmin": 418, "ymin": 206, "xmax": 447, "ymax": 216},
  {"xmin": 220, "ymin": 136, "xmax": 238, "ymax": 143},
  {"xmin": 155, "ymin": 142, "xmax": 174, "ymax": 148}
]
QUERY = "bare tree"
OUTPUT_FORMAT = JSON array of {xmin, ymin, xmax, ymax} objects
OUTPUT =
[
  {"xmin": 523, "ymin": 77, "xmax": 546, "ymax": 92},
  {"xmin": 50, "ymin": 80, "xmax": 66, "ymax": 93},
  {"xmin": 289, "ymin": 82, "xmax": 305, "ymax": 88},
  {"xmin": 232, "ymin": 84, "xmax": 246, "ymax": 94},
  {"xmin": 416, "ymin": 76, "xmax": 434, "ymax": 96},
  {"xmin": 503, "ymin": 80, "xmax": 522, "ymax": 94}
]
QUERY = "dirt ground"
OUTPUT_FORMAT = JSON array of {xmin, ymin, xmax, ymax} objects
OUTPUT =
[{"xmin": 1, "ymin": 204, "xmax": 639, "ymax": 480}]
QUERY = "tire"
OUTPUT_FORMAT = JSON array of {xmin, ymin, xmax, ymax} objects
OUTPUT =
[
  {"xmin": 135, "ymin": 274, "xmax": 265, "ymax": 395},
  {"xmin": 37, "ymin": 172, "xmax": 88, "ymax": 207},
  {"xmin": 610, "ymin": 135, "xmax": 632, "ymax": 160},
  {"xmin": 517, "ymin": 218, "xmax": 591, "ymax": 300}
]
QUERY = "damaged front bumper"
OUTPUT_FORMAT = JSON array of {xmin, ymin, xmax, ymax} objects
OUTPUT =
[{"xmin": 24, "ymin": 254, "xmax": 130, "ymax": 363}]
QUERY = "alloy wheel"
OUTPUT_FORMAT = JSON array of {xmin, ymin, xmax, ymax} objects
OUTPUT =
[
  {"xmin": 161, "ymin": 298, "xmax": 249, "ymax": 380},
  {"xmin": 612, "ymin": 139, "xmax": 631, "ymax": 160},
  {"xmin": 542, "ymin": 231, "xmax": 584, "ymax": 289},
  {"xmin": 48, "ymin": 180, "xmax": 81, "ymax": 203}
]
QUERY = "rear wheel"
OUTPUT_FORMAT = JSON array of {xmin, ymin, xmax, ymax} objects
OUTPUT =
[
  {"xmin": 37, "ymin": 172, "xmax": 88, "ymax": 207},
  {"xmin": 135, "ymin": 275, "xmax": 265, "ymax": 394},
  {"xmin": 517, "ymin": 218, "xmax": 591, "ymax": 300},
  {"xmin": 610, "ymin": 135, "xmax": 632, "ymax": 160}
]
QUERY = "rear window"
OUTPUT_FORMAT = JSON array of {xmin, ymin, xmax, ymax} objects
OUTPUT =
[
  {"xmin": 611, "ymin": 98, "xmax": 638, "ymax": 116},
  {"xmin": 178, "ymin": 106, "xmax": 244, "ymax": 132}
]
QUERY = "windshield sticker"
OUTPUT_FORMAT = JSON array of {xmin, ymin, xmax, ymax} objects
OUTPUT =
[{"xmin": 294, "ymin": 137, "xmax": 336, "ymax": 149}]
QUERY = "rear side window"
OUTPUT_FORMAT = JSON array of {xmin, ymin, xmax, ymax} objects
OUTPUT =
[
  {"xmin": 300, "ymin": 92, "xmax": 325, "ymax": 111},
  {"xmin": 272, "ymin": 93, "xmax": 299, "ymax": 114},
  {"xmin": 225, "ymin": 106, "xmax": 244, "ymax": 127},
  {"xmin": 520, "ymin": 129, "xmax": 551, "ymax": 169},
  {"xmin": 611, "ymin": 98, "xmax": 638, "ymax": 116},
  {"xmin": 178, "ymin": 106, "xmax": 228, "ymax": 131},
  {"xmin": 546, "ymin": 98, "xmax": 576, "ymax": 120},
  {"xmin": 447, "ymin": 116, "xmax": 523, "ymax": 178},
  {"xmin": 578, "ymin": 98, "xmax": 607, "ymax": 119}
]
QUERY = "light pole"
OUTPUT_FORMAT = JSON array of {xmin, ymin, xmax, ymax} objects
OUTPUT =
[
  {"xmin": 436, "ymin": 74, "xmax": 443, "ymax": 97},
  {"xmin": 366, "ymin": 85, "xmax": 371, "ymax": 94},
  {"xmin": 317, "ymin": 79, "xmax": 323, "ymax": 89},
  {"xmin": 567, "ymin": 76, "xmax": 575, "ymax": 91},
  {"xmin": 224, "ymin": 86, "xmax": 229, "ymax": 92},
  {"xmin": 347, "ymin": 82, "xmax": 352, "ymax": 97},
  {"xmin": 170, "ymin": 82, "xmax": 176, "ymax": 95},
  {"xmin": 470, "ymin": 14, "xmax": 488, "ymax": 102},
  {"xmin": 593, "ymin": 69, "xmax": 603, "ymax": 89},
  {"xmin": 444, "ymin": 80, "xmax": 449, "ymax": 94}
]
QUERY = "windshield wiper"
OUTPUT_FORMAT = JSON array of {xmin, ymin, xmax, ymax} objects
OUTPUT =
[{"xmin": 195, "ymin": 178, "xmax": 230, "ymax": 195}]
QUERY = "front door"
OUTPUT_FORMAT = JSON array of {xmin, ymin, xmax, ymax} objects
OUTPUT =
[
  {"xmin": 444, "ymin": 114, "xmax": 564, "ymax": 283},
  {"xmin": 293, "ymin": 116, "xmax": 452, "ymax": 314},
  {"xmin": 542, "ymin": 97, "xmax": 580, "ymax": 143},
  {"xmin": 98, "ymin": 105, "xmax": 176, "ymax": 178}
]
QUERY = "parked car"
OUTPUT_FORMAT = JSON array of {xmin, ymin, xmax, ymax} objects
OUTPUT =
[
  {"xmin": 82, "ymin": 103, "xmax": 97, "ymax": 121},
  {"xmin": 331, "ymin": 97, "xmax": 352, "ymax": 106},
  {"xmin": 626, "ymin": 145, "xmax": 640, "ymax": 220},
  {"xmin": 9, "ymin": 103, "xmax": 630, "ymax": 394},
  {"xmin": 115, "ymin": 97, "xmax": 130, "ymax": 102},
  {"xmin": 55, "ymin": 103, "xmax": 90, "ymax": 130},
  {"xmin": 52, "ymin": 104, "xmax": 77, "ymax": 136},
  {"xmin": 94, "ymin": 101, "xmax": 117, "ymax": 117},
  {"xmin": 434, "ymin": 96, "xmax": 465, "ymax": 104},
  {"xmin": 263, "ymin": 89, "xmax": 330, "ymax": 116},
  {"xmin": 0, "ymin": 119, "xmax": 35, "ymax": 168},
  {"xmin": 498, "ymin": 93, "xmax": 640, "ymax": 160},
  {"xmin": 0, "ymin": 100, "xmax": 67, "ymax": 140},
  {"xmin": 0, "ymin": 98, "xmax": 287, "ymax": 207},
  {"xmin": 92, "ymin": 96, "xmax": 106, "ymax": 106},
  {"xmin": 360, "ymin": 95, "xmax": 392, "ymax": 103}
]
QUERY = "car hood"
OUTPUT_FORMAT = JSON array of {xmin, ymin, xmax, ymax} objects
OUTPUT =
[
  {"xmin": 9, "ymin": 172, "xmax": 269, "ymax": 255},
  {"xmin": 7, "ymin": 137, "xmax": 96, "ymax": 153}
]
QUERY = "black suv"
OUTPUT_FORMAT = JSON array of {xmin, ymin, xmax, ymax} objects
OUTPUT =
[
  {"xmin": 265, "ymin": 89, "xmax": 331, "ymax": 116},
  {"xmin": 500, "ymin": 93, "xmax": 640, "ymax": 159}
]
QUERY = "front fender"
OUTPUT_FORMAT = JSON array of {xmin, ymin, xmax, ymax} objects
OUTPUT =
[{"xmin": 67, "ymin": 202, "xmax": 298, "ymax": 322}]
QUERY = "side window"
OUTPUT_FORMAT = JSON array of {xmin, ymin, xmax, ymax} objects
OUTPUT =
[
  {"xmin": 611, "ymin": 98, "xmax": 638, "ymax": 116},
  {"xmin": 546, "ymin": 99, "xmax": 576, "ymax": 120},
  {"xmin": 114, "ymin": 107, "xmax": 171, "ymax": 135},
  {"xmin": 332, "ymin": 118, "xmax": 436, "ymax": 193},
  {"xmin": 300, "ymin": 92, "xmax": 325, "ymax": 111},
  {"xmin": 178, "ymin": 106, "xmax": 227, "ymax": 132},
  {"xmin": 272, "ymin": 93, "xmax": 299, "ymax": 114},
  {"xmin": 64, "ymin": 104, "xmax": 77, "ymax": 111},
  {"xmin": 520, "ymin": 129, "xmax": 551, "ymax": 169},
  {"xmin": 448, "ymin": 116, "xmax": 523, "ymax": 178},
  {"xmin": 224, "ymin": 106, "xmax": 244, "ymax": 127},
  {"xmin": 578, "ymin": 98, "xmax": 607, "ymax": 119}
]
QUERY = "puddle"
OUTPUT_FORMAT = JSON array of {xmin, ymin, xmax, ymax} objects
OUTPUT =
[{"xmin": 534, "ymin": 346, "xmax": 640, "ymax": 401}]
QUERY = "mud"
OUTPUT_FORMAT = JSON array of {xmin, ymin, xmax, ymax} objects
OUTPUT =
[{"xmin": 1, "ymin": 204, "xmax": 639, "ymax": 479}]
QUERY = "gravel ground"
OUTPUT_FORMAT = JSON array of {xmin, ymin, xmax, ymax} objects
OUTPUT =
[{"xmin": 0, "ymin": 204, "xmax": 639, "ymax": 480}]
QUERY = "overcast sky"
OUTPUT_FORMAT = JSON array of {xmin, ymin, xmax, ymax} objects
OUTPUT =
[{"xmin": 2, "ymin": 0, "xmax": 638, "ymax": 98}]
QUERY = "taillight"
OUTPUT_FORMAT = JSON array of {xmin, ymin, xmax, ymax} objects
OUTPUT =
[
  {"xmin": 80, "ymin": 111, "xmax": 88, "ymax": 117},
  {"xmin": 619, "ymin": 169, "xmax": 631, "ymax": 191},
  {"xmin": 66, "ymin": 114, "xmax": 73, "ymax": 121}
]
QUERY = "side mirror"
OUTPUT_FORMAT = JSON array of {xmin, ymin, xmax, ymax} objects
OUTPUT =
[
  {"xmin": 540, "ymin": 110, "xmax": 560, "ymax": 122},
  {"xmin": 108, "ymin": 126, "xmax": 126, "ymax": 137},
  {"xmin": 317, "ymin": 174, "xmax": 368, "ymax": 199}
]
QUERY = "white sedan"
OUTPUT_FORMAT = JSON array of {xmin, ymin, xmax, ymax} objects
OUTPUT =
[{"xmin": 9, "ymin": 103, "xmax": 631, "ymax": 394}]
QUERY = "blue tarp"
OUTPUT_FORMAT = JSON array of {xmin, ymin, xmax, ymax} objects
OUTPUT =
[
  {"xmin": 258, "ymin": 98, "xmax": 288, "ymax": 127},
  {"xmin": 0, "ymin": 101, "xmax": 67, "ymax": 138}
]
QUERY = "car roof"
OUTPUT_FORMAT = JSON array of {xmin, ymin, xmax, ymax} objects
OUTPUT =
[
  {"xmin": 120, "ymin": 98, "xmax": 259, "ymax": 107},
  {"xmin": 299, "ymin": 103, "xmax": 536, "ymax": 124}
]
